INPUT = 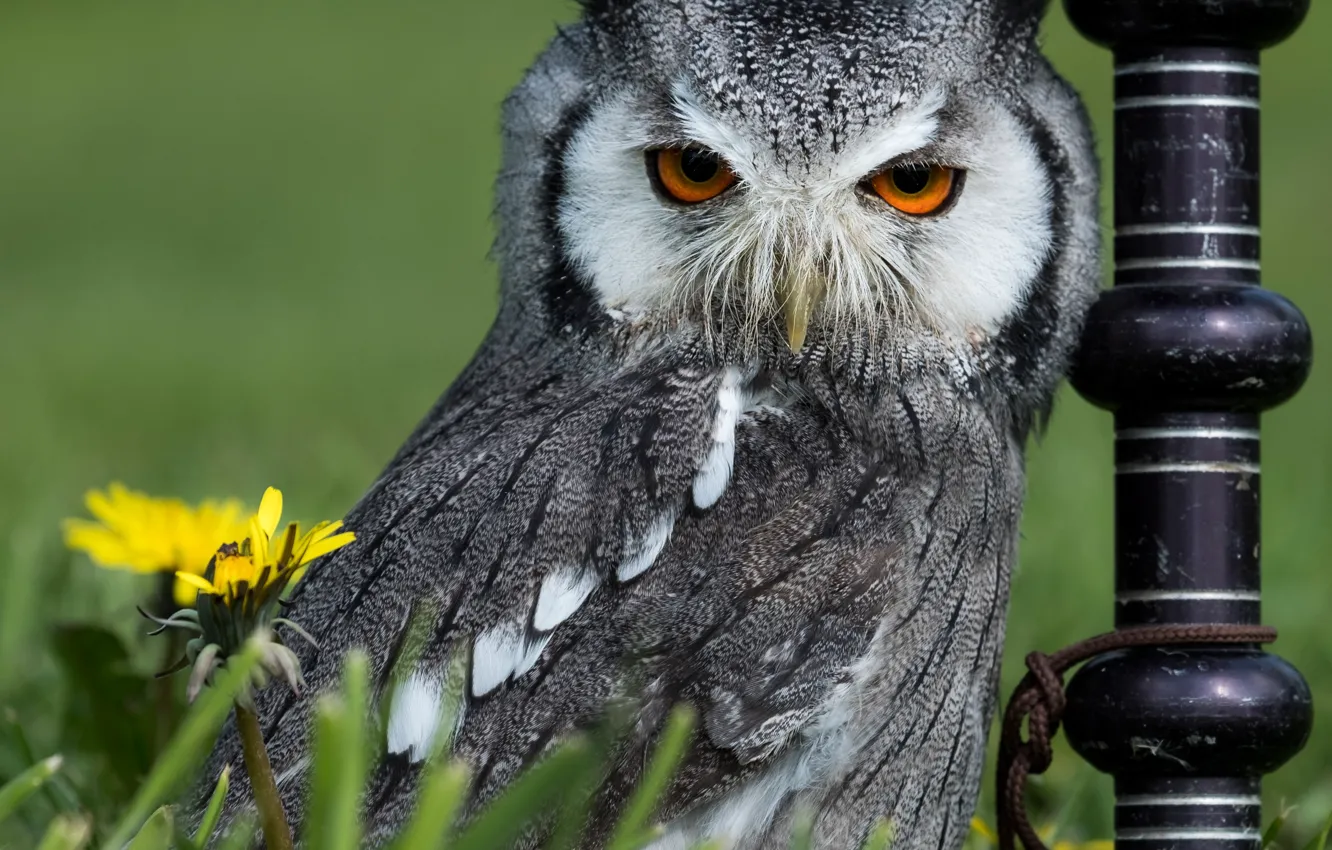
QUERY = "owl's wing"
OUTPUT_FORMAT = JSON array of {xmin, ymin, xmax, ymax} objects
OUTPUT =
[
  {"xmin": 586, "ymin": 424, "xmax": 924, "ymax": 835},
  {"xmin": 205, "ymin": 335, "xmax": 919, "ymax": 840}
]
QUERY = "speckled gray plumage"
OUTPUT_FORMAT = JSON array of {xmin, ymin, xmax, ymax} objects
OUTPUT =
[{"xmin": 202, "ymin": 0, "xmax": 1100, "ymax": 847}]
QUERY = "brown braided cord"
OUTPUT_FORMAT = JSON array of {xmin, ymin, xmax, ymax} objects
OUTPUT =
[{"xmin": 995, "ymin": 623, "xmax": 1278, "ymax": 850}]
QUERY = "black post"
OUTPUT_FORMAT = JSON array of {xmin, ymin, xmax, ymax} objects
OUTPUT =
[{"xmin": 1059, "ymin": 0, "xmax": 1315, "ymax": 847}]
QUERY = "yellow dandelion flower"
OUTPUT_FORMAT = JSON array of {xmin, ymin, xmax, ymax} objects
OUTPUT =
[
  {"xmin": 175, "ymin": 486, "xmax": 354, "ymax": 603},
  {"xmin": 63, "ymin": 482, "xmax": 249, "ymax": 605},
  {"xmin": 152, "ymin": 486, "xmax": 355, "ymax": 702}
]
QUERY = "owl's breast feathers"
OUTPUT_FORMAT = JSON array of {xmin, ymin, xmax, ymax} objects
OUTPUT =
[{"xmin": 209, "ymin": 330, "xmax": 1023, "ymax": 848}]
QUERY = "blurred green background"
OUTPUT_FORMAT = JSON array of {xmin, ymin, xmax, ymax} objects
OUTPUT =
[{"xmin": 1, "ymin": 0, "xmax": 1328, "ymax": 841}]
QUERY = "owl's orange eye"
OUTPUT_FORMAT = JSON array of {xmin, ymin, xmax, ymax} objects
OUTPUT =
[
  {"xmin": 868, "ymin": 164, "xmax": 958, "ymax": 215},
  {"xmin": 650, "ymin": 147, "xmax": 737, "ymax": 204}
]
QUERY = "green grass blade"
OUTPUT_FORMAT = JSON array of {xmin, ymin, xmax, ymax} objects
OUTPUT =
[
  {"xmin": 127, "ymin": 805, "xmax": 174, "ymax": 850},
  {"xmin": 452, "ymin": 737, "xmax": 598, "ymax": 850},
  {"xmin": 304, "ymin": 651, "xmax": 371, "ymax": 850},
  {"xmin": 103, "ymin": 639, "xmax": 262, "ymax": 849},
  {"xmin": 193, "ymin": 763, "xmax": 233, "ymax": 844},
  {"xmin": 35, "ymin": 814, "xmax": 91, "ymax": 850},
  {"xmin": 214, "ymin": 816, "xmax": 258, "ymax": 850},
  {"xmin": 3, "ymin": 708, "xmax": 80, "ymax": 814},
  {"xmin": 1299, "ymin": 812, "xmax": 1332, "ymax": 850},
  {"xmin": 390, "ymin": 761, "xmax": 470, "ymax": 850},
  {"xmin": 789, "ymin": 809, "xmax": 815, "ymax": 850},
  {"xmin": 544, "ymin": 740, "xmax": 605, "ymax": 850},
  {"xmin": 606, "ymin": 705, "xmax": 696, "ymax": 850},
  {"xmin": 304, "ymin": 693, "xmax": 346, "ymax": 849},
  {"xmin": 1263, "ymin": 804, "xmax": 1295, "ymax": 850},
  {"xmin": 542, "ymin": 707, "xmax": 620, "ymax": 850},
  {"xmin": 427, "ymin": 649, "xmax": 469, "ymax": 764},
  {"xmin": 0, "ymin": 754, "xmax": 63, "ymax": 825},
  {"xmin": 172, "ymin": 825, "xmax": 203, "ymax": 850},
  {"xmin": 861, "ymin": 820, "xmax": 897, "ymax": 850},
  {"xmin": 333, "ymin": 651, "xmax": 370, "ymax": 850}
]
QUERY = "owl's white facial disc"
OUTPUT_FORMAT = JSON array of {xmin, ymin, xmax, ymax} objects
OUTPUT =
[{"xmin": 557, "ymin": 82, "xmax": 1054, "ymax": 346}]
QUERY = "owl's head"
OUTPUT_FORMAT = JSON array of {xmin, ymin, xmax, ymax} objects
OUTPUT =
[{"xmin": 495, "ymin": 0, "xmax": 1098, "ymax": 396}]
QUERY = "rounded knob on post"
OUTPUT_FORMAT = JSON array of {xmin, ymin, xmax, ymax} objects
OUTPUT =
[
  {"xmin": 1065, "ymin": 647, "xmax": 1313, "ymax": 777},
  {"xmin": 1065, "ymin": 0, "xmax": 1311, "ymax": 49},
  {"xmin": 1071, "ymin": 285, "xmax": 1313, "ymax": 413}
]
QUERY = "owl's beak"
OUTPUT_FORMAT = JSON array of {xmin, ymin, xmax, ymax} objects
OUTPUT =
[{"xmin": 779, "ymin": 273, "xmax": 824, "ymax": 353}]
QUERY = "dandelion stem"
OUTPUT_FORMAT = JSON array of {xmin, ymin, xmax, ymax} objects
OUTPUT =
[{"xmin": 235, "ymin": 701, "xmax": 293, "ymax": 850}]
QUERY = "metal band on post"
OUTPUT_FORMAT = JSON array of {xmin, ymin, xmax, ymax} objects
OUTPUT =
[{"xmin": 1059, "ymin": 1, "xmax": 1314, "ymax": 848}]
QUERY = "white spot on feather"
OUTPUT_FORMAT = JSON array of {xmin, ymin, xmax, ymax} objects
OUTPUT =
[
  {"xmin": 514, "ymin": 633, "xmax": 552, "ymax": 679},
  {"xmin": 694, "ymin": 367, "xmax": 746, "ymax": 509},
  {"xmin": 618, "ymin": 513, "xmax": 677, "ymax": 583},
  {"xmin": 387, "ymin": 673, "xmax": 443, "ymax": 761},
  {"xmin": 533, "ymin": 567, "xmax": 599, "ymax": 632},
  {"xmin": 472, "ymin": 622, "xmax": 524, "ymax": 697},
  {"xmin": 470, "ymin": 569, "xmax": 596, "ymax": 700}
]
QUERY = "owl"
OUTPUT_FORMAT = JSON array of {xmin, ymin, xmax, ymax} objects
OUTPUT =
[{"xmin": 208, "ymin": 0, "xmax": 1100, "ymax": 847}]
